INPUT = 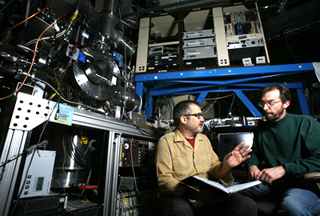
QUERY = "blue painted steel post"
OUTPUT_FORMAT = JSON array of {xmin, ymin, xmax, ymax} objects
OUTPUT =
[
  {"xmin": 196, "ymin": 91, "xmax": 209, "ymax": 104},
  {"xmin": 296, "ymin": 88, "xmax": 310, "ymax": 115},
  {"xmin": 146, "ymin": 95, "xmax": 153, "ymax": 118},
  {"xmin": 234, "ymin": 90, "xmax": 262, "ymax": 116}
]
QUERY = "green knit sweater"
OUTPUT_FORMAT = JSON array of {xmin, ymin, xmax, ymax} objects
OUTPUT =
[{"xmin": 247, "ymin": 113, "xmax": 320, "ymax": 179}]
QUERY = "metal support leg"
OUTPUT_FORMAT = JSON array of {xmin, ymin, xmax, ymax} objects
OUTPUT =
[
  {"xmin": 103, "ymin": 131, "xmax": 121, "ymax": 216},
  {"xmin": 146, "ymin": 95, "xmax": 153, "ymax": 118},
  {"xmin": 110, "ymin": 134, "xmax": 121, "ymax": 215},
  {"xmin": 0, "ymin": 129, "xmax": 29, "ymax": 216}
]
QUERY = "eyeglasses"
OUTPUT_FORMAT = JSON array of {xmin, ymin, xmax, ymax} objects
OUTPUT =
[
  {"xmin": 183, "ymin": 113, "xmax": 204, "ymax": 119},
  {"xmin": 258, "ymin": 100, "xmax": 282, "ymax": 108}
]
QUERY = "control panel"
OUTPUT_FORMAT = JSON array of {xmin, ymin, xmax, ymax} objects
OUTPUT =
[
  {"xmin": 19, "ymin": 150, "xmax": 56, "ymax": 198},
  {"xmin": 119, "ymin": 138, "xmax": 156, "ymax": 167}
]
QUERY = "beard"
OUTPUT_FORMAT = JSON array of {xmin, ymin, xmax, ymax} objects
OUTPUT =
[
  {"xmin": 186, "ymin": 123, "xmax": 203, "ymax": 134},
  {"xmin": 264, "ymin": 108, "xmax": 285, "ymax": 122}
]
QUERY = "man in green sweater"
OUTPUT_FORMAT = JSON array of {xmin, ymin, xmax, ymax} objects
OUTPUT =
[{"xmin": 242, "ymin": 84, "xmax": 320, "ymax": 215}]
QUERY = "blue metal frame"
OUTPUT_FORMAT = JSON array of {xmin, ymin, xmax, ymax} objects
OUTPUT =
[{"xmin": 135, "ymin": 63, "xmax": 316, "ymax": 118}]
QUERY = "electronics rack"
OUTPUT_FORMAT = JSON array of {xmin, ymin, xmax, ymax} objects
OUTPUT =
[
  {"xmin": 119, "ymin": 137, "xmax": 157, "ymax": 167},
  {"xmin": 135, "ymin": 3, "xmax": 269, "ymax": 73}
]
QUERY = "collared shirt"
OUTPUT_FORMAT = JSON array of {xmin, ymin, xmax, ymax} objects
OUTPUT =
[{"xmin": 155, "ymin": 129, "xmax": 234, "ymax": 197}]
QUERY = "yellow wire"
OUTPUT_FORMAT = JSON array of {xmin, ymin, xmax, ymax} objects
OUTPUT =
[
  {"xmin": 67, "ymin": 199, "xmax": 90, "ymax": 207},
  {"xmin": 52, "ymin": 61, "xmax": 66, "ymax": 98},
  {"xmin": 53, "ymin": 62, "xmax": 60, "ymax": 82},
  {"xmin": 74, "ymin": 13, "xmax": 82, "ymax": 22}
]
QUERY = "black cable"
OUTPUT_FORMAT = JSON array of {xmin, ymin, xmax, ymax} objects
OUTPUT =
[
  {"xmin": 0, "ymin": 153, "xmax": 24, "ymax": 169},
  {"xmin": 119, "ymin": 185, "xmax": 134, "ymax": 194},
  {"xmin": 226, "ymin": 94, "xmax": 235, "ymax": 118},
  {"xmin": 0, "ymin": 141, "xmax": 48, "ymax": 183},
  {"xmin": 76, "ymin": 0, "xmax": 81, "ymax": 10}
]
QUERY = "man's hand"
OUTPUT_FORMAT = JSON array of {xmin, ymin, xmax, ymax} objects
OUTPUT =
[
  {"xmin": 248, "ymin": 165, "xmax": 261, "ymax": 181},
  {"xmin": 256, "ymin": 166, "xmax": 286, "ymax": 185},
  {"xmin": 223, "ymin": 142, "xmax": 252, "ymax": 168},
  {"xmin": 219, "ymin": 142, "xmax": 252, "ymax": 178}
]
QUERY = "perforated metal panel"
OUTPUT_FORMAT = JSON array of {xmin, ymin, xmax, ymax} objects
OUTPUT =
[{"xmin": 9, "ymin": 93, "xmax": 53, "ymax": 131}]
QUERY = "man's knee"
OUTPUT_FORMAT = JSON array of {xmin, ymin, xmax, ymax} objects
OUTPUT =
[
  {"xmin": 280, "ymin": 197, "xmax": 304, "ymax": 215},
  {"xmin": 162, "ymin": 203, "xmax": 193, "ymax": 216},
  {"xmin": 222, "ymin": 194, "xmax": 257, "ymax": 216},
  {"xmin": 280, "ymin": 188, "xmax": 320, "ymax": 216},
  {"xmin": 159, "ymin": 194, "xmax": 193, "ymax": 216},
  {"xmin": 235, "ymin": 194, "xmax": 257, "ymax": 216}
]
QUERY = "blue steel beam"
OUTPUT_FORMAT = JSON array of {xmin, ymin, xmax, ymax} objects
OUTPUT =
[
  {"xmin": 148, "ymin": 71, "xmax": 308, "ymax": 96},
  {"xmin": 143, "ymin": 85, "xmax": 309, "ymax": 117},
  {"xmin": 151, "ymin": 71, "xmax": 304, "ymax": 86},
  {"xmin": 135, "ymin": 63, "xmax": 314, "ymax": 82},
  {"xmin": 150, "ymin": 84, "xmax": 214, "ymax": 96},
  {"xmin": 148, "ymin": 73, "xmax": 293, "ymax": 96},
  {"xmin": 226, "ymin": 82, "xmax": 300, "ymax": 88},
  {"xmin": 196, "ymin": 91, "xmax": 209, "ymax": 104},
  {"xmin": 137, "ymin": 63, "xmax": 315, "ymax": 117},
  {"xmin": 234, "ymin": 90, "xmax": 262, "ymax": 116},
  {"xmin": 158, "ymin": 88, "xmax": 260, "ymax": 96},
  {"xmin": 149, "ymin": 81, "xmax": 307, "ymax": 97}
]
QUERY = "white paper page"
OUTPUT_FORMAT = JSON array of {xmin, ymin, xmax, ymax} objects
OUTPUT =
[
  {"xmin": 240, "ymin": 134, "xmax": 253, "ymax": 152},
  {"xmin": 193, "ymin": 176, "xmax": 228, "ymax": 193},
  {"xmin": 227, "ymin": 180, "xmax": 262, "ymax": 194}
]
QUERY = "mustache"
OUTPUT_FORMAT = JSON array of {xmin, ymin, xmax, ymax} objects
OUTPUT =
[{"xmin": 264, "ymin": 111, "xmax": 274, "ymax": 115}]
